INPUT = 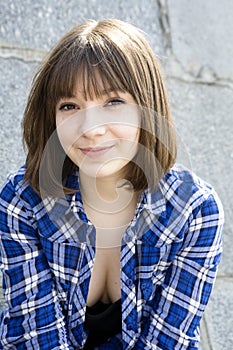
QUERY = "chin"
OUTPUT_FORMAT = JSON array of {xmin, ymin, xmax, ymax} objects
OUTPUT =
[{"xmin": 80, "ymin": 160, "xmax": 129, "ymax": 179}]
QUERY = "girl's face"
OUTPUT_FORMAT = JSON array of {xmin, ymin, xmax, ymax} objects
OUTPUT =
[{"xmin": 56, "ymin": 82, "xmax": 140, "ymax": 180}]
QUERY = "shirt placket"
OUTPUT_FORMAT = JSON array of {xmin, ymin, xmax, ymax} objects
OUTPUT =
[{"xmin": 121, "ymin": 227, "xmax": 139, "ymax": 350}]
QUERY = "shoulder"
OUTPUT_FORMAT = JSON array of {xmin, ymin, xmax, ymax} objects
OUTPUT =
[
  {"xmin": 1, "ymin": 166, "xmax": 26, "ymax": 190},
  {"xmin": 162, "ymin": 163, "xmax": 221, "ymax": 202},
  {"xmin": 156, "ymin": 163, "xmax": 224, "ymax": 220},
  {"xmin": 143, "ymin": 164, "xmax": 224, "ymax": 248},
  {"xmin": 0, "ymin": 166, "xmax": 41, "ymax": 209}
]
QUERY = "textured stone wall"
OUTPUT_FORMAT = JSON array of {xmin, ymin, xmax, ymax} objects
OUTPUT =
[{"xmin": 0, "ymin": 1, "xmax": 232, "ymax": 348}]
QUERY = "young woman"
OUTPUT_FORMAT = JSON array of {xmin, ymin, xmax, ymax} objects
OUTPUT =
[{"xmin": 0, "ymin": 18, "xmax": 224, "ymax": 349}]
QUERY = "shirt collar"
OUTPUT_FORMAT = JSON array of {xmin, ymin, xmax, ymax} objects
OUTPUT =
[
  {"xmin": 138, "ymin": 186, "xmax": 166, "ymax": 216},
  {"xmin": 65, "ymin": 168, "xmax": 183, "ymax": 219},
  {"xmin": 44, "ymin": 169, "xmax": 86, "ymax": 222},
  {"xmin": 137, "ymin": 168, "xmax": 183, "ymax": 216}
]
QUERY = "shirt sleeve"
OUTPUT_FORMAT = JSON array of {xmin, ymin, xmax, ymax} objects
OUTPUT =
[
  {"xmin": 133, "ymin": 191, "xmax": 224, "ymax": 350},
  {"xmin": 0, "ymin": 179, "xmax": 74, "ymax": 349}
]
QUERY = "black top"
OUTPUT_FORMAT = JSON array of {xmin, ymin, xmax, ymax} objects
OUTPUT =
[{"xmin": 84, "ymin": 299, "xmax": 122, "ymax": 349}]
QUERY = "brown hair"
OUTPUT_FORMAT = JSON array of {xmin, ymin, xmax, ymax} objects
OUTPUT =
[{"xmin": 23, "ymin": 18, "xmax": 176, "ymax": 195}]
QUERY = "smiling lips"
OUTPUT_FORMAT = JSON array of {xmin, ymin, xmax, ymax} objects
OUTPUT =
[{"xmin": 79, "ymin": 145, "xmax": 114, "ymax": 158}]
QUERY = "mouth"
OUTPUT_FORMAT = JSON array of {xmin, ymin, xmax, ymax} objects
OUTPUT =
[{"xmin": 79, "ymin": 145, "xmax": 114, "ymax": 158}]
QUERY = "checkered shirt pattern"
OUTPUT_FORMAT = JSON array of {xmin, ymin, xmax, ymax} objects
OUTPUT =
[{"xmin": 0, "ymin": 164, "xmax": 224, "ymax": 349}]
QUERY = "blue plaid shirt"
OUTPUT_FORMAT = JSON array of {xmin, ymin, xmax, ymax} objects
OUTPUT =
[{"xmin": 0, "ymin": 164, "xmax": 224, "ymax": 349}]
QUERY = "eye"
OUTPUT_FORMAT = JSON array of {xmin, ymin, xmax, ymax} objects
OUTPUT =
[
  {"xmin": 105, "ymin": 98, "xmax": 125, "ymax": 107},
  {"xmin": 58, "ymin": 103, "xmax": 79, "ymax": 111}
]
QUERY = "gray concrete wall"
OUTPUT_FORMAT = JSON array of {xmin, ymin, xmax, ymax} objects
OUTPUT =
[{"xmin": 0, "ymin": 1, "xmax": 232, "ymax": 349}]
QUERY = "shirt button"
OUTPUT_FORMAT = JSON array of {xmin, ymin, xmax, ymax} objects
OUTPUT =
[
  {"xmin": 141, "ymin": 282, "xmax": 148, "ymax": 290},
  {"xmin": 123, "ymin": 234, "xmax": 131, "ymax": 244},
  {"xmin": 190, "ymin": 340, "xmax": 197, "ymax": 347},
  {"xmin": 126, "ymin": 278, "xmax": 133, "ymax": 287},
  {"xmin": 127, "ymin": 323, "xmax": 134, "ymax": 331},
  {"xmin": 4, "ymin": 317, "xmax": 10, "ymax": 325},
  {"xmin": 141, "ymin": 281, "xmax": 152, "ymax": 299}
]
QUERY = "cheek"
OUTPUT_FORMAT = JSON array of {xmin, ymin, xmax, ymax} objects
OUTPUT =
[
  {"xmin": 56, "ymin": 116, "xmax": 81, "ymax": 152},
  {"xmin": 114, "ymin": 126, "xmax": 140, "ymax": 161},
  {"xmin": 113, "ymin": 125, "xmax": 140, "ymax": 142},
  {"xmin": 56, "ymin": 123, "xmax": 72, "ymax": 153}
]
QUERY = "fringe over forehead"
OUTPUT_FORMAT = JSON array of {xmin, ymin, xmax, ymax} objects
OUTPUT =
[{"xmin": 46, "ymin": 19, "xmax": 152, "ymax": 105}]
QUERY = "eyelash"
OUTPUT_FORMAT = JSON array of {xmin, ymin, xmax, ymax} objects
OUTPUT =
[
  {"xmin": 105, "ymin": 98, "xmax": 125, "ymax": 107},
  {"xmin": 58, "ymin": 98, "xmax": 125, "ymax": 111},
  {"xmin": 59, "ymin": 103, "xmax": 78, "ymax": 111}
]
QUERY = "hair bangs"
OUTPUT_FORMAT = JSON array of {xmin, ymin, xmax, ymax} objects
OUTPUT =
[
  {"xmin": 47, "ymin": 53, "xmax": 82, "ymax": 104},
  {"xmin": 80, "ymin": 61, "xmax": 126, "ymax": 101},
  {"xmin": 49, "ymin": 44, "xmax": 128, "ymax": 105}
]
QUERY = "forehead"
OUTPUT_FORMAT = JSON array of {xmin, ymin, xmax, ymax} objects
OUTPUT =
[
  {"xmin": 51, "ymin": 50, "xmax": 132, "ymax": 104},
  {"xmin": 73, "ymin": 67, "xmax": 126, "ymax": 101}
]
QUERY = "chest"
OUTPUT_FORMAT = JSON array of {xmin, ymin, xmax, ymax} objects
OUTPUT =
[
  {"xmin": 84, "ymin": 202, "xmax": 136, "ymax": 306},
  {"xmin": 86, "ymin": 245, "xmax": 122, "ymax": 306}
]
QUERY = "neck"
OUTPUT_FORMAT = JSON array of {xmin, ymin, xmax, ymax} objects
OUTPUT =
[{"xmin": 79, "ymin": 171, "xmax": 137, "ymax": 215}]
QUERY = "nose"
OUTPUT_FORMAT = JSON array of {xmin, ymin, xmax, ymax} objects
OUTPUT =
[{"xmin": 80, "ymin": 106, "xmax": 107, "ymax": 138}]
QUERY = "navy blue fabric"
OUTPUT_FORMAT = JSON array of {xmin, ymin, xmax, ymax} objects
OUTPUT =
[{"xmin": 0, "ymin": 164, "xmax": 224, "ymax": 349}]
